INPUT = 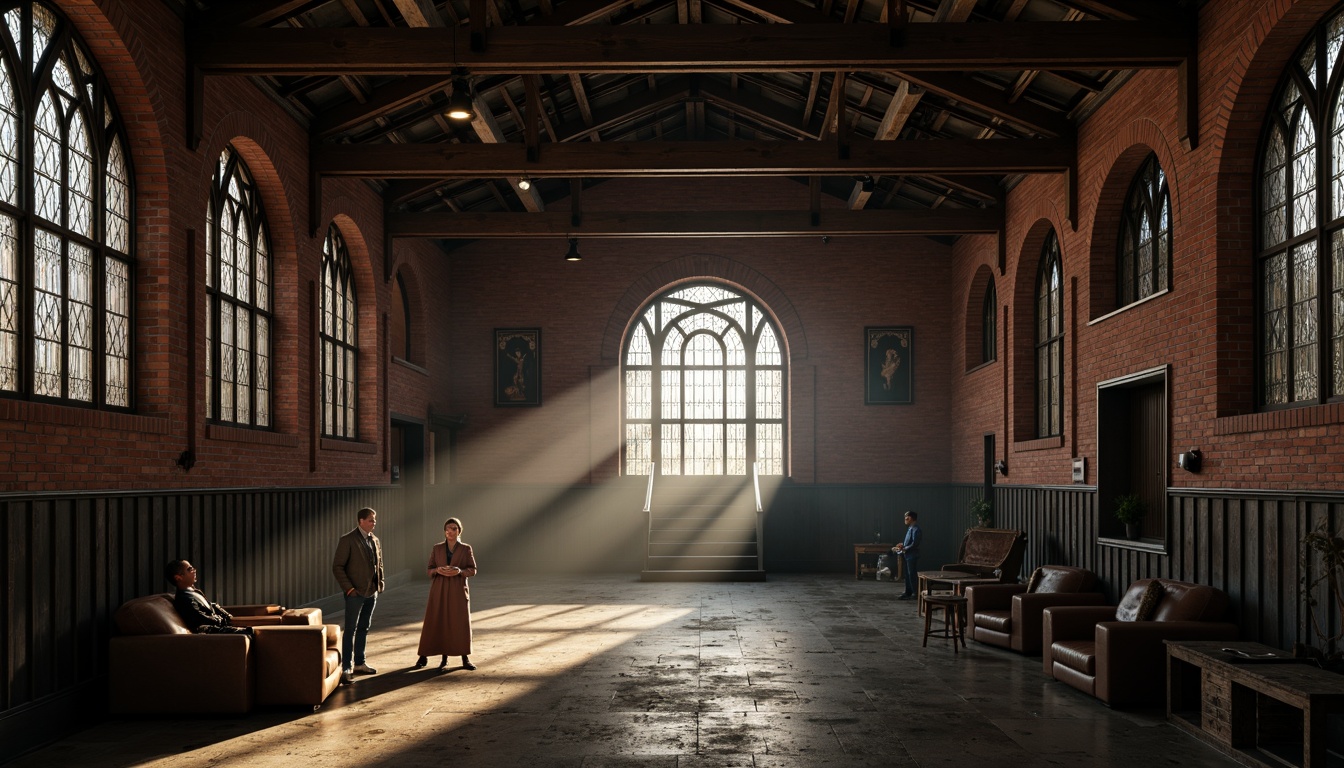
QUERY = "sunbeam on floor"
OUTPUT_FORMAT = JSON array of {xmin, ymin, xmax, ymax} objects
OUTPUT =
[{"xmin": 12, "ymin": 575, "xmax": 1242, "ymax": 768}]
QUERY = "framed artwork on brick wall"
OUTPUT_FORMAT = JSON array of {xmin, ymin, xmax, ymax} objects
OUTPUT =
[
  {"xmin": 865, "ymin": 326, "xmax": 913, "ymax": 405},
  {"xmin": 495, "ymin": 328, "xmax": 541, "ymax": 407}
]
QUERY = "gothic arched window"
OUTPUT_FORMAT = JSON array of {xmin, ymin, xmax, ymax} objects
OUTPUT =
[
  {"xmin": 1036, "ymin": 231, "xmax": 1064, "ymax": 438},
  {"xmin": 982, "ymin": 279, "xmax": 997, "ymax": 364},
  {"xmin": 205, "ymin": 147, "xmax": 271, "ymax": 427},
  {"xmin": 1256, "ymin": 9, "xmax": 1344, "ymax": 407},
  {"xmin": 320, "ymin": 225, "xmax": 358, "ymax": 439},
  {"xmin": 623, "ymin": 284, "xmax": 786, "ymax": 476},
  {"xmin": 1118, "ymin": 153, "xmax": 1171, "ymax": 307},
  {"xmin": 0, "ymin": 2, "xmax": 133, "ymax": 407}
]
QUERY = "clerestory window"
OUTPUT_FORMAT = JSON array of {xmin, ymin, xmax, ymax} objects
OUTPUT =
[
  {"xmin": 0, "ymin": 1, "xmax": 133, "ymax": 408},
  {"xmin": 1256, "ymin": 8, "xmax": 1344, "ymax": 407},
  {"xmin": 1118, "ymin": 153, "xmax": 1171, "ymax": 307},
  {"xmin": 623, "ymin": 284, "xmax": 785, "ymax": 476},
  {"xmin": 205, "ymin": 147, "xmax": 272, "ymax": 427}
]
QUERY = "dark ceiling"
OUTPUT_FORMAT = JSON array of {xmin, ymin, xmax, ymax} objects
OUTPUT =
[{"xmin": 186, "ymin": 0, "xmax": 1198, "ymax": 249}]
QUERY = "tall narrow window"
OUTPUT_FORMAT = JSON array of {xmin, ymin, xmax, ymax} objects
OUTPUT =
[
  {"xmin": 1036, "ymin": 232, "xmax": 1064, "ymax": 438},
  {"xmin": 981, "ymin": 280, "xmax": 997, "ymax": 364},
  {"xmin": 1118, "ymin": 153, "xmax": 1171, "ymax": 307},
  {"xmin": 321, "ymin": 225, "xmax": 358, "ymax": 439},
  {"xmin": 623, "ymin": 284, "xmax": 786, "ymax": 476},
  {"xmin": 1256, "ymin": 10, "xmax": 1344, "ymax": 407},
  {"xmin": 205, "ymin": 147, "xmax": 271, "ymax": 427},
  {"xmin": 0, "ymin": 2, "xmax": 133, "ymax": 407}
]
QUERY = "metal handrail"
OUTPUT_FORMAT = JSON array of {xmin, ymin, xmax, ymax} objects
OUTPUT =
[
  {"xmin": 643, "ymin": 470, "xmax": 655, "ymax": 570},
  {"xmin": 752, "ymin": 462, "xmax": 764, "ymax": 572}
]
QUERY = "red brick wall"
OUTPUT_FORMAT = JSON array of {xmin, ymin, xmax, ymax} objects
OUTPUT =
[
  {"xmin": 7, "ymin": 0, "xmax": 1344, "ymax": 495},
  {"xmin": 948, "ymin": 0, "xmax": 1344, "ymax": 491}
]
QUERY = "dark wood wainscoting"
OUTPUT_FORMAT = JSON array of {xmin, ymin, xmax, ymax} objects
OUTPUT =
[
  {"xmin": 985, "ymin": 485, "xmax": 1343, "ymax": 654},
  {"xmin": 0, "ymin": 485, "xmax": 399, "ymax": 761}
]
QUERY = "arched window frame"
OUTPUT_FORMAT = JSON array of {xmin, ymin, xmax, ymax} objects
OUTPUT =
[
  {"xmin": 622, "ymin": 283, "xmax": 786, "ymax": 477},
  {"xmin": 205, "ymin": 147, "xmax": 272, "ymax": 428},
  {"xmin": 981, "ymin": 279, "xmax": 997, "ymax": 365},
  {"xmin": 1117, "ymin": 152, "xmax": 1171, "ymax": 307},
  {"xmin": 394, "ymin": 271, "xmax": 411, "ymax": 361},
  {"xmin": 1035, "ymin": 231, "xmax": 1064, "ymax": 438},
  {"xmin": 1255, "ymin": 9, "xmax": 1344, "ymax": 408},
  {"xmin": 0, "ymin": 1, "xmax": 134, "ymax": 408},
  {"xmin": 320, "ymin": 224, "xmax": 358, "ymax": 439}
]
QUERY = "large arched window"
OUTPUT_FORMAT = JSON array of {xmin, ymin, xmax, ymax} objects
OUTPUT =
[
  {"xmin": 1036, "ymin": 231, "xmax": 1064, "ymax": 438},
  {"xmin": 623, "ymin": 284, "xmax": 785, "ymax": 476},
  {"xmin": 981, "ymin": 279, "xmax": 997, "ymax": 365},
  {"xmin": 1257, "ymin": 10, "xmax": 1344, "ymax": 407},
  {"xmin": 206, "ymin": 147, "xmax": 271, "ymax": 427},
  {"xmin": 1118, "ymin": 152, "xmax": 1171, "ymax": 307},
  {"xmin": 320, "ymin": 225, "xmax": 358, "ymax": 439},
  {"xmin": 0, "ymin": 2, "xmax": 132, "ymax": 407}
]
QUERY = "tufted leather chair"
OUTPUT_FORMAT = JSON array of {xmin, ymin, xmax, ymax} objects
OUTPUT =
[
  {"xmin": 1041, "ymin": 578, "xmax": 1239, "ymax": 707},
  {"xmin": 966, "ymin": 565, "xmax": 1105, "ymax": 654}
]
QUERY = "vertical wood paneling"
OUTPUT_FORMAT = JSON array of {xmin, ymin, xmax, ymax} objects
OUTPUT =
[{"xmin": 0, "ymin": 484, "xmax": 399, "ymax": 746}]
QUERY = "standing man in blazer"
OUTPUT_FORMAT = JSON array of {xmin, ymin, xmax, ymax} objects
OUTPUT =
[{"xmin": 333, "ymin": 506, "xmax": 385, "ymax": 684}]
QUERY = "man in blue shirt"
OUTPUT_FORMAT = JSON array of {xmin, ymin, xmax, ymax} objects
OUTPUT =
[{"xmin": 894, "ymin": 511, "xmax": 922, "ymax": 600}]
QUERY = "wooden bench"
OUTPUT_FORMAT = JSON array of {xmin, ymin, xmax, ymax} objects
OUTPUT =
[{"xmin": 1166, "ymin": 640, "xmax": 1344, "ymax": 768}]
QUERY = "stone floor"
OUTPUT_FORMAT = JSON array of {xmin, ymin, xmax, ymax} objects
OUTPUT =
[{"xmin": 15, "ymin": 574, "xmax": 1241, "ymax": 768}]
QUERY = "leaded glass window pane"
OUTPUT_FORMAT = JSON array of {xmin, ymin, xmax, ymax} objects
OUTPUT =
[
  {"xmin": 0, "ymin": 4, "xmax": 134, "ymax": 407},
  {"xmin": 320, "ymin": 225, "xmax": 359, "ymax": 439},
  {"xmin": 1036, "ymin": 232, "xmax": 1064, "ymax": 437},
  {"xmin": 981, "ymin": 280, "xmax": 996, "ymax": 364},
  {"xmin": 206, "ymin": 147, "xmax": 273, "ymax": 427},
  {"xmin": 623, "ymin": 283, "xmax": 785, "ymax": 476},
  {"xmin": 1258, "ymin": 11, "xmax": 1344, "ymax": 408},
  {"xmin": 0, "ymin": 214, "xmax": 15, "ymax": 392}
]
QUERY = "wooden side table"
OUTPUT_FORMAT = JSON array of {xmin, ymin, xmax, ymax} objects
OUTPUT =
[
  {"xmin": 1166, "ymin": 640, "xmax": 1344, "ymax": 768},
  {"xmin": 852, "ymin": 543, "xmax": 902, "ymax": 581}
]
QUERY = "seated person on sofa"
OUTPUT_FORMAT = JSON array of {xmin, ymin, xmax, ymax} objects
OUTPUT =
[{"xmin": 167, "ymin": 559, "xmax": 252, "ymax": 635}]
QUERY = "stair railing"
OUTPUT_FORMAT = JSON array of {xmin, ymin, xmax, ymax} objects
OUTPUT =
[
  {"xmin": 752, "ymin": 462, "xmax": 764, "ymax": 572},
  {"xmin": 643, "ymin": 469, "xmax": 655, "ymax": 570}
]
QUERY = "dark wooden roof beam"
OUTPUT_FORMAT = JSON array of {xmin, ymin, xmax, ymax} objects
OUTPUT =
[
  {"xmin": 201, "ymin": 0, "xmax": 331, "ymax": 29},
  {"xmin": 315, "ymin": 138, "xmax": 1074, "ymax": 178},
  {"xmin": 387, "ymin": 207, "xmax": 1003, "ymax": 238},
  {"xmin": 194, "ymin": 23, "xmax": 1192, "ymax": 75}
]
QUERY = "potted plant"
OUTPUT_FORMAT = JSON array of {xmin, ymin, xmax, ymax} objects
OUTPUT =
[
  {"xmin": 1297, "ymin": 522, "xmax": 1344, "ymax": 673},
  {"xmin": 969, "ymin": 497, "xmax": 993, "ymax": 528},
  {"xmin": 1114, "ymin": 494, "xmax": 1146, "ymax": 540}
]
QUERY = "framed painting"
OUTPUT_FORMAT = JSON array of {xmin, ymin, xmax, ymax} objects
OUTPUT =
[
  {"xmin": 865, "ymin": 326, "xmax": 913, "ymax": 405},
  {"xmin": 495, "ymin": 328, "xmax": 541, "ymax": 407}
]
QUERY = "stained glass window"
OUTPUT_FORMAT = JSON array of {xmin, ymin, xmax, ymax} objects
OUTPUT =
[
  {"xmin": 982, "ymin": 279, "xmax": 997, "ymax": 364},
  {"xmin": 1036, "ymin": 232, "xmax": 1064, "ymax": 438},
  {"xmin": 622, "ymin": 283, "xmax": 785, "ymax": 476},
  {"xmin": 1118, "ymin": 153, "xmax": 1171, "ymax": 307},
  {"xmin": 321, "ymin": 225, "xmax": 358, "ymax": 439},
  {"xmin": 206, "ymin": 147, "xmax": 272, "ymax": 427},
  {"xmin": 1258, "ymin": 8, "xmax": 1344, "ymax": 406},
  {"xmin": 0, "ymin": 2, "xmax": 133, "ymax": 407}
]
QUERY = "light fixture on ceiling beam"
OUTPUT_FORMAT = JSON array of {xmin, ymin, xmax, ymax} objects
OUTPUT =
[
  {"xmin": 446, "ymin": 75, "xmax": 475, "ymax": 121},
  {"xmin": 517, "ymin": 176, "xmax": 532, "ymax": 191},
  {"xmin": 564, "ymin": 237, "xmax": 581, "ymax": 262}
]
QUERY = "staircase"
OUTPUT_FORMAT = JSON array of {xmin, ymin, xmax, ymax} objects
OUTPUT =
[{"xmin": 640, "ymin": 468, "xmax": 766, "ymax": 582}]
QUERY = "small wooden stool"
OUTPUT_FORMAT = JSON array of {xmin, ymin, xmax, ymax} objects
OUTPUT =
[{"xmin": 922, "ymin": 594, "xmax": 967, "ymax": 652}]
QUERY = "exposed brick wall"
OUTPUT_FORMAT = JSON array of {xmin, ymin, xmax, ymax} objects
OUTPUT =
[{"xmin": 6, "ymin": 0, "xmax": 1344, "ymax": 496}]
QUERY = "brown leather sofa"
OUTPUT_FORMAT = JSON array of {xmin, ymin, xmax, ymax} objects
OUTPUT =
[
  {"xmin": 943, "ymin": 527, "xmax": 1028, "ymax": 582},
  {"xmin": 110, "ymin": 594, "xmax": 344, "ymax": 714},
  {"xmin": 1042, "ymin": 578, "xmax": 1239, "ymax": 707},
  {"xmin": 966, "ymin": 565, "xmax": 1105, "ymax": 654}
]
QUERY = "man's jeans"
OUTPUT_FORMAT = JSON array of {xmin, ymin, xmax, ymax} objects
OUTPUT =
[
  {"xmin": 342, "ymin": 592, "xmax": 378, "ymax": 670},
  {"xmin": 902, "ymin": 556, "xmax": 919, "ymax": 597}
]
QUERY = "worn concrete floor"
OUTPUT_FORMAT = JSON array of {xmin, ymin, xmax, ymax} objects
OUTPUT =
[{"xmin": 15, "ymin": 574, "xmax": 1240, "ymax": 768}]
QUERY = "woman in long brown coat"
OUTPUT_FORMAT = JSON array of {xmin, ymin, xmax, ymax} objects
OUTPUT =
[{"xmin": 414, "ymin": 517, "xmax": 477, "ymax": 670}]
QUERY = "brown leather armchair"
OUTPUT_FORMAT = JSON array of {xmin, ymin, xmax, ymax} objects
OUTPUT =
[
  {"xmin": 942, "ymin": 527, "xmax": 1028, "ymax": 582},
  {"xmin": 110, "ymin": 594, "xmax": 344, "ymax": 714},
  {"xmin": 1042, "ymin": 578, "xmax": 1239, "ymax": 707},
  {"xmin": 966, "ymin": 565, "xmax": 1105, "ymax": 654}
]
